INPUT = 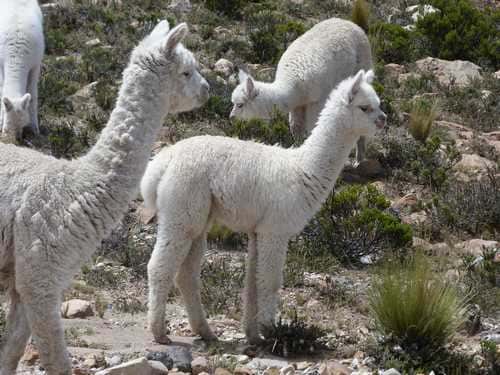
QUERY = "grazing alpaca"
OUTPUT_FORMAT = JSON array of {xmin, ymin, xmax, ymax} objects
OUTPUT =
[
  {"xmin": 142, "ymin": 70, "xmax": 386, "ymax": 344},
  {"xmin": 0, "ymin": 21, "xmax": 209, "ymax": 375},
  {"xmin": 0, "ymin": 0, "xmax": 44, "ymax": 139},
  {"xmin": 230, "ymin": 17, "xmax": 372, "ymax": 163}
]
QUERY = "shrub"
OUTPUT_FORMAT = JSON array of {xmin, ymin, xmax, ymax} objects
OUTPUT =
[
  {"xmin": 408, "ymin": 98, "xmax": 438, "ymax": 143},
  {"xmin": 225, "ymin": 110, "xmax": 295, "ymax": 148},
  {"xmin": 300, "ymin": 184, "xmax": 412, "ymax": 265},
  {"xmin": 415, "ymin": 0, "xmax": 500, "ymax": 69},
  {"xmin": 201, "ymin": 256, "xmax": 245, "ymax": 317},
  {"xmin": 481, "ymin": 339, "xmax": 500, "ymax": 374},
  {"xmin": 351, "ymin": 0, "xmax": 370, "ymax": 33},
  {"xmin": 369, "ymin": 252, "xmax": 468, "ymax": 355},
  {"xmin": 261, "ymin": 310, "xmax": 326, "ymax": 357},
  {"xmin": 204, "ymin": 0, "xmax": 251, "ymax": 19},
  {"xmin": 370, "ymin": 22, "xmax": 413, "ymax": 64},
  {"xmin": 246, "ymin": 9, "xmax": 305, "ymax": 64},
  {"xmin": 431, "ymin": 171, "xmax": 500, "ymax": 237}
]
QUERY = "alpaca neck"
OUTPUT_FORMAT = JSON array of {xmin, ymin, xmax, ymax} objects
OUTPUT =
[
  {"xmin": 294, "ymin": 103, "xmax": 359, "ymax": 204},
  {"xmin": 255, "ymin": 81, "xmax": 290, "ymax": 118},
  {"xmin": 79, "ymin": 64, "xmax": 168, "ymax": 207}
]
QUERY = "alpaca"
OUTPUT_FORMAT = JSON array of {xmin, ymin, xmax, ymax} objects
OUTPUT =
[
  {"xmin": 230, "ymin": 17, "xmax": 373, "ymax": 163},
  {"xmin": 0, "ymin": 20, "xmax": 209, "ymax": 375},
  {"xmin": 142, "ymin": 69, "xmax": 386, "ymax": 344},
  {"xmin": 0, "ymin": 0, "xmax": 45, "ymax": 139}
]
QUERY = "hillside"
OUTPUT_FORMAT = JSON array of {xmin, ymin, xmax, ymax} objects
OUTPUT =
[{"xmin": 1, "ymin": 0, "xmax": 500, "ymax": 374}]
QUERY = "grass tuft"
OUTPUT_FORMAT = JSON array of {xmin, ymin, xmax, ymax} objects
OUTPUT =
[
  {"xmin": 408, "ymin": 99, "xmax": 438, "ymax": 143},
  {"xmin": 351, "ymin": 0, "xmax": 370, "ymax": 33}
]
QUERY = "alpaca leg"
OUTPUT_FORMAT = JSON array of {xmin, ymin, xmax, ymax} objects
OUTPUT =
[
  {"xmin": 0, "ymin": 288, "xmax": 31, "ymax": 375},
  {"xmin": 27, "ymin": 65, "xmax": 40, "ymax": 134},
  {"xmin": 289, "ymin": 106, "xmax": 306, "ymax": 141},
  {"xmin": 242, "ymin": 232, "xmax": 261, "ymax": 344},
  {"xmin": 148, "ymin": 232, "xmax": 193, "ymax": 344},
  {"xmin": 175, "ymin": 234, "xmax": 216, "ymax": 341},
  {"xmin": 355, "ymin": 136, "xmax": 366, "ymax": 164},
  {"xmin": 255, "ymin": 234, "xmax": 289, "ymax": 335}
]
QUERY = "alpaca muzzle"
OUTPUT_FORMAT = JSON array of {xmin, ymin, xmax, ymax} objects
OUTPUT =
[{"xmin": 376, "ymin": 113, "xmax": 387, "ymax": 129}]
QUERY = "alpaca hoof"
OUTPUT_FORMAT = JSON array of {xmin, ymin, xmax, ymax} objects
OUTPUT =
[{"xmin": 153, "ymin": 333, "xmax": 172, "ymax": 345}]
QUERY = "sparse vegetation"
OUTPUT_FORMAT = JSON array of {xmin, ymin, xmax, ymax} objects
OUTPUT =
[
  {"xmin": 369, "ymin": 253, "xmax": 468, "ymax": 355},
  {"xmin": 408, "ymin": 99, "xmax": 438, "ymax": 143}
]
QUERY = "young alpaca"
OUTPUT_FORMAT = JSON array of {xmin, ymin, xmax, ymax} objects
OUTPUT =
[
  {"xmin": 142, "ymin": 70, "xmax": 386, "ymax": 345},
  {"xmin": 230, "ymin": 17, "xmax": 373, "ymax": 163},
  {"xmin": 0, "ymin": 21, "xmax": 209, "ymax": 375},
  {"xmin": 0, "ymin": 0, "xmax": 45, "ymax": 139}
]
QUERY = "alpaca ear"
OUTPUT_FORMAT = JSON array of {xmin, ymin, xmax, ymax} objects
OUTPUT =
[
  {"xmin": 2, "ymin": 97, "xmax": 13, "ymax": 112},
  {"xmin": 349, "ymin": 70, "xmax": 365, "ymax": 103},
  {"xmin": 246, "ymin": 76, "xmax": 256, "ymax": 97},
  {"xmin": 238, "ymin": 69, "xmax": 248, "ymax": 83},
  {"xmin": 164, "ymin": 23, "xmax": 188, "ymax": 53},
  {"xmin": 21, "ymin": 94, "xmax": 31, "ymax": 110},
  {"xmin": 365, "ymin": 69, "xmax": 375, "ymax": 83},
  {"xmin": 151, "ymin": 20, "xmax": 170, "ymax": 37}
]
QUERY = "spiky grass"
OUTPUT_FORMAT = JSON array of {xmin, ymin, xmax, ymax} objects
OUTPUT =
[
  {"xmin": 369, "ymin": 252, "xmax": 468, "ymax": 354},
  {"xmin": 408, "ymin": 99, "xmax": 438, "ymax": 143},
  {"xmin": 352, "ymin": 0, "xmax": 370, "ymax": 33}
]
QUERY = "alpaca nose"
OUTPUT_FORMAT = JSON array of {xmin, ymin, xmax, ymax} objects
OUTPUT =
[{"xmin": 376, "ymin": 113, "xmax": 387, "ymax": 129}]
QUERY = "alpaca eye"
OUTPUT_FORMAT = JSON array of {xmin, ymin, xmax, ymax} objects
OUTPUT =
[
  {"xmin": 237, "ymin": 103, "xmax": 244, "ymax": 109},
  {"xmin": 360, "ymin": 105, "xmax": 371, "ymax": 112},
  {"xmin": 183, "ymin": 72, "xmax": 191, "ymax": 77}
]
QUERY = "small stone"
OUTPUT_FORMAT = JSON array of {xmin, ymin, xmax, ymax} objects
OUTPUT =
[
  {"xmin": 247, "ymin": 358, "xmax": 289, "ymax": 371},
  {"xmin": 214, "ymin": 368, "xmax": 232, "ymax": 375},
  {"xmin": 263, "ymin": 368, "xmax": 280, "ymax": 375},
  {"xmin": 234, "ymin": 366, "xmax": 254, "ymax": 375},
  {"xmin": 382, "ymin": 369, "xmax": 402, "ymax": 375},
  {"xmin": 191, "ymin": 357, "xmax": 209, "ymax": 375},
  {"xmin": 146, "ymin": 351, "xmax": 174, "ymax": 370},
  {"xmin": 384, "ymin": 63, "xmax": 405, "ymax": 80},
  {"xmin": 213, "ymin": 58, "xmax": 234, "ymax": 78},
  {"xmin": 61, "ymin": 299, "xmax": 94, "ymax": 318},
  {"xmin": 295, "ymin": 361, "xmax": 311, "ymax": 370},
  {"xmin": 164, "ymin": 346, "xmax": 192, "ymax": 372},
  {"xmin": 322, "ymin": 360, "xmax": 352, "ymax": 375},
  {"xmin": 168, "ymin": 0, "xmax": 191, "ymax": 13},
  {"xmin": 95, "ymin": 357, "xmax": 151, "ymax": 375},
  {"xmin": 106, "ymin": 355, "xmax": 122, "ymax": 367},
  {"xmin": 280, "ymin": 364, "xmax": 295, "ymax": 375},
  {"xmin": 85, "ymin": 38, "xmax": 101, "ymax": 47},
  {"xmin": 236, "ymin": 355, "xmax": 250, "ymax": 364},
  {"xmin": 149, "ymin": 360, "xmax": 169, "ymax": 375}
]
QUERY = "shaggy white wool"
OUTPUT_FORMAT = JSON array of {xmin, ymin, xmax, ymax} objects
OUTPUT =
[
  {"xmin": 230, "ymin": 17, "xmax": 373, "ymax": 162},
  {"xmin": 142, "ymin": 69, "xmax": 386, "ymax": 345},
  {"xmin": 0, "ymin": 0, "xmax": 44, "ymax": 139},
  {"xmin": 0, "ymin": 20, "xmax": 209, "ymax": 375}
]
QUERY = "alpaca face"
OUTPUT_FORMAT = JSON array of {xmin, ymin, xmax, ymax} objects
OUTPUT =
[
  {"xmin": 348, "ymin": 70, "xmax": 386, "ymax": 138},
  {"xmin": 132, "ymin": 21, "xmax": 209, "ymax": 114},
  {"xmin": 230, "ymin": 71, "xmax": 265, "ymax": 120},
  {"xmin": 1, "ymin": 94, "xmax": 31, "ymax": 139}
]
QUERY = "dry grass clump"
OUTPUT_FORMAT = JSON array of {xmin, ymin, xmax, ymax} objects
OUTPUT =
[
  {"xmin": 408, "ymin": 99, "xmax": 438, "ymax": 143},
  {"xmin": 352, "ymin": 0, "xmax": 370, "ymax": 33}
]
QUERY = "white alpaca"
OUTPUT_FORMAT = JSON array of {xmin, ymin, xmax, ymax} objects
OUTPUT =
[
  {"xmin": 0, "ymin": 0, "xmax": 44, "ymax": 139},
  {"xmin": 142, "ymin": 70, "xmax": 386, "ymax": 344},
  {"xmin": 0, "ymin": 21, "xmax": 209, "ymax": 375},
  {"xmin": 230, "ymin": 17, "xmax": 373, "ymax": 162}
]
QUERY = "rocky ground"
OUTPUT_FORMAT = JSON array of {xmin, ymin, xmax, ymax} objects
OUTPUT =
[{"xmin": 1, "ymin": 0, "xmax": 500, "ymax": 374}]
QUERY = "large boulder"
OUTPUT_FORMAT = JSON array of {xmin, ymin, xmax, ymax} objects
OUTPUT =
[
  {"xmin": 61, "ymin": 299, "xmax": 94, "ymax": 319},
  {"xmin": 415, "ymin": 57, "xmax": 482, "ymax": 87},
  {"xmin": 95, "ymin": 357, "xmax": 168, "ymax": 375},
  {"xmin": 453, "ymin": 154, "xmax": 496, "ymax": 180}
]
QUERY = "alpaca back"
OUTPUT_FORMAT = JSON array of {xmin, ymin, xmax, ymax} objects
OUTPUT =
[{"xmin": 276, "ymin": 18, "xmax": 372, "ymax": 105}]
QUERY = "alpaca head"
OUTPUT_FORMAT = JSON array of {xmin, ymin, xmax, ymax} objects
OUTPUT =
[
  {"xmin": 132, "ymin": 20, "xmax": 210, "ymax": 114},
  {"xmin": 1, "ymin": 94, "xmax": 31, "ymax": 139},
  {"xmin": 230, "ymin": 70, "xmax": 270, "ymax": 120},
  {"xmin": 328, "ymin": 69, "xmax": 386, "ymax": 138}
]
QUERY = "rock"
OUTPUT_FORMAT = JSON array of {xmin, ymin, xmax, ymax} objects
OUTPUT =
[
  {"xmin": 163, "ymin": 346, "xmax": 192, "ymax": 373},
  {"xmin": 398, "ymin": 72, "xmax": 421, "ymax": 84},
  {"xmin": 214, "ymin": 368, "xmax": 232, "ymax": 375},
  {"xmin": 234, "ymin": 366, "xmax": 254, "ymax": 375},
  {"xmin": 85, "ymin": 38, "xmax": 101, "ymax": 47},
  {"xmin": 494, "ymin": 70, "xmax": 500, "ymax": 80},
  {"xmin": 402, "ymin": 210, "xmax": 429, "ymax": 226},
  {"xmin": 391, "ymin": 193, "xmax": 418, "ymax": 211},
  {"xmin": 247, "ymin": 358, "xmax": 289, "ymax": 371},
  {"xmin": 263, "ymin": 368, "xmax": 280, "ymax": 375},
  {"xmin": 453, "ymin": 154, "xmax": 495, "ymax": 178},
  {"xmin": 406, "ymin": 5, "xmax": 440, "ymax": 23},
  {"xmin": 149, "ymin": 361, "xmax": 170, "ymax": 375},
  {"xmin": 295, "ymin": 362, "xmax": 311, "ymax": 371},
  {"xmin": 213, "ymin": 58, "xmax": 234, "ymax": 78},
  {"xmin": 236, "ymin": 355, "xmax": 250, "ymax": 364},
  {"xmin": 22, "ymin": 344, "xmax": 39, "ymax": 365},
  {"xmin": 191, "ymin": 357, "xmax": 209, "ymax": 375},
  {"xmin": 61, "ymin": 299, "xmax": 94, "ymax": 318},
  {"xmin": 213, "ymin": 26, "xmax": 232, "ymax": 39},
  {"xmin": 381, "ymin": 369, "xmax": 402, "ymax": 375},
  {"xmin": 95, "ymin": 357, "xmax": 155, "ymax": 375},
  {"xmin": 146, "ymin": 351, "xmax": 174, "ymax": 370},
  {"xmin": 384, "ymin": 63, "xmax": 406, "ymax": 80},
  {"xmin": 69, "ymin": 81, "xmax": 99, "ymax": 114},
  {"xmin": 83, "ymin": 353, "xmax": 105, "ymax": 368},
  {"xmin": 355, "ymin": 158, "xmax": 384, "ymax": 177},
  {"xmin": 415, "ymin": 57, "xmax": 482, "ymax": 87},
  {"xmin": 279, "ymin": 364, "xmax": 295, "ymax": 375},
  {"xmin": 106, "ymin": 355, "xmax": 123, "ymax": 367},
  {"xmin": 456, "ymin": 239, "xmax": 499, "ymax": 257},
  {"xmin": 168, "ymin": 0, "xmax": 191, "ymax": 13},
  {"xmin": 318, "ymin": 361, "xmax": 352, "ymax": 375}
]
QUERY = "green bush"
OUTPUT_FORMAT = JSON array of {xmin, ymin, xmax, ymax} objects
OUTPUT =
[
  {"xmin": 415, "ymin": 0, "xmax": 500, "ymax": 69},
  {"xmin": 246, "ymin": 10, "xmax": 305, "ymax": 64},
  {"xmin": 204, "ymin": 0, "xmax": 251, "ymax": 19},
  {"xmin": 300, "ymin": 184, "xmax": 412, "ymax": 265},
  {"xmin": 370, "ymin": 22, "xmax": 413, "ymax": 64},
  {"xmin": 369, "ymin": 252, "xmax": 468, "ymax": 355},
  {"xmin": 226, "ymin": 110, "xmax": 295, "ymax": 148}
]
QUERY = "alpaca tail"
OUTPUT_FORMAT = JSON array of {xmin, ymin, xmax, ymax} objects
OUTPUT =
[{"xmin": 140, "ymin": 149, "xmax": 171, "ymax": 215}]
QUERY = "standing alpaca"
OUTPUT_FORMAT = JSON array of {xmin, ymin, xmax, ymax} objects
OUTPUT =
[
  {"xmin": 0, "ymin": 0, "xmax": 45, "ymax": 139},
  {"xmin": 0, "ymin": 21, "xmax": 209, "ymax": 375},
  {"xmin": 142, "ymin": 70, "xmax": 386, "ymax": 344},
  {"xmin": 230, "ymin": 17, "xmax": 372, "ymax": 163}
]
